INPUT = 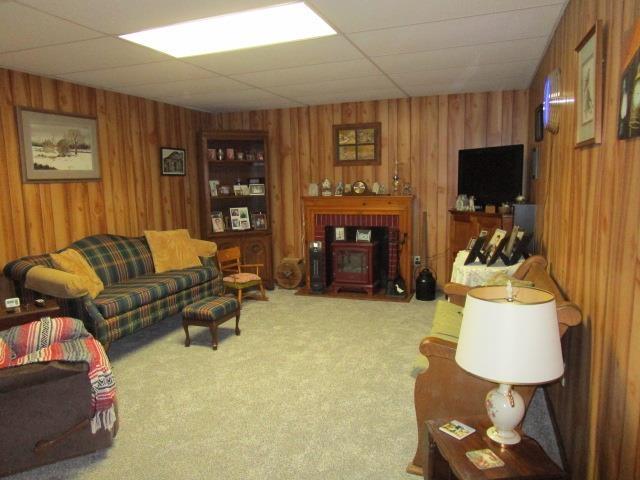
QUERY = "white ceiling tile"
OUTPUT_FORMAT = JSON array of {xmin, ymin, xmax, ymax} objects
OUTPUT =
[
  {"xmin": 292, "ymin": 88, "xmax": 406, "ymax": 106},
  {"xmin": 0, "ymin": 37, "xmax": 168, "ymax": 75},
  {"xmin": 403, "ymin": 77, "xmax": 529, "ymax": 97},
  {"xmin": 18, "ymin": 0, "xmax": 282, "ymax": 35},
  {"xmin": 311, "ymin": 0, "xmax": 565, "ymax": 33},
  {"xmin": 0, "ymin": 2, "xmax": 101, "ymax": 53},
  {"xmin": 348, "ymin": 4, "xmax": 564, "ymax": 57},
  {"xmin": 185, "ymin": 36, "xmax": 363, "ymax": 75},
  {"xmin": 267, "ymin": 75, "xmax": 397, "ymax": 97},
  {"xmin": 176, "ymin": 88, "xmax": 302, "ymax": 111},
  {"xmin": 373, "ymin": 37, "xmax": 547, "ymax": 74},
  {"xmin": 115, "ymin": 76, "xmax": 252, "ymax": 99},
  {"xmin": 390, "ymin": 60, "xmax": 536, "ymax": 88},
  {"xmin": 57, "ymin": 61, "xmax": 213, "ymax": 88},
  {"xmin": 230, "ymin": 59, "xmax": 380, "ymax": 88}
]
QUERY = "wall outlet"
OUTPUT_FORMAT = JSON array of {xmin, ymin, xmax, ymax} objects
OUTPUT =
[{"xmin": 413, "ymin": 255, "xmax": 421, "ymax": 266}]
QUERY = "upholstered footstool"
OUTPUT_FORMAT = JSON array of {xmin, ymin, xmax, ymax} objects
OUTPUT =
[{"xmin": 182, "ymin": 297, "xmax": 240, "ymax": 350}]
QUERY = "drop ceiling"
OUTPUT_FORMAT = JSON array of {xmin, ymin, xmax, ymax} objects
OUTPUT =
[{"xmin": 0, "ymin": 0, "xmax": 567, "ymax": 112}]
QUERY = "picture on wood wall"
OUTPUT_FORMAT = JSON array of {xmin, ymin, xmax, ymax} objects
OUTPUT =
[
  {"xmin": 575, "ymin": 21, "xmax": 603, "ymax": 146},
  {"xmin": 17, "ymin": 108, "xmax": 100, "ymax": 182},
  {"xmin": 333, "ymin": 122, "xmax": 381, "ymax": 166},
  {"xmin": 160, "ymin": 147, "xmax": 186, "ymax": 175},
  {"xmin": 619, "ymin": 20, "xmax": 640, "ymax": 139}
]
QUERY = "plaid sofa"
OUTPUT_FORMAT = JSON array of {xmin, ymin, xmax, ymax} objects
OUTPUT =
[{"xmin": 3, "ymin": 234, "xmax": 223, "ymax": 345}]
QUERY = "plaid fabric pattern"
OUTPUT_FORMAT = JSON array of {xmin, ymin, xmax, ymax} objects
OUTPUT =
[
  {"xmin": 91, "ymin": 278, "xmax": 222, "ymax": 344},
  {"xmin": 70, "ymin": 235, "xmax": 154, "ymax": 287},
  {"xmin": 1, "ymin": 317, "xmax": 116, "ymax": 432},
  {"xmin": 2, "ymin": 235, "xmax": 224, "ymax": 346},
  {"xmin": 183, "ymin": 296, "xmax": 239, "ymax": 323},
  {"xmin": 93, "ymin": 266, "xmax": 215, "ymax": 318}
]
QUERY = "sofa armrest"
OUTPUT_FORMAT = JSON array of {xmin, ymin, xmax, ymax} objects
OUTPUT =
[
  {"xmin": 24, "ymin": 266, "xmax": 89, "ymax": 299},
  {"xmin": 0, "ymin": 361, "xmax": 87, "ymax": 392},
  {"xmin": 513, "ymin": 255, "xmax": 547, "ymax": 279}
]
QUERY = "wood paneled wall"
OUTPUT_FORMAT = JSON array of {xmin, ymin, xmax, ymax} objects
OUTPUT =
[
  {"xmin": 210, "ymin": 91, "xmax": 528, "ymax": 281},
  {"xmin": 0, "ymin": 68, "xmax": 210, "ymax": 277},
  {"xmin": 529, "ymin": 0, "xmax": 640, "ymax": 478}
]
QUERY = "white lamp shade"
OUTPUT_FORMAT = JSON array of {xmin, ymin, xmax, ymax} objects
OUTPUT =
[{"xmin": 455, "ymin": 286, "xmax": 564, "ymax": 385}]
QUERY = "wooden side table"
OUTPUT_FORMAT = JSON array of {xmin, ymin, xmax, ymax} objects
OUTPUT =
[
  {"xmin": 425, "ymin": 416, "xmax": 565, "ymax": 480},
  {"xmin": 0, "ymin": 299, "xmax": 60, "ymax": 331}
]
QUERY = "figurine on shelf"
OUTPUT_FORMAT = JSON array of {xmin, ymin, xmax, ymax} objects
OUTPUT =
[
  {"xmin": 256, "ymin": 151, "xmax": 265, "ymax": 162},
  {"xmin": 402, "ymin": 182, "xmax": 413, "ymax": 195},
  {"xmin": 308, "ymin": 183, "xmax": 319, "ymax": 196},
  {"xmin": 236, "ymin": 152, "xmax": 244, "ymax": 161},
  {"xmin": 378, "ymin": 184, "xmax": 386, "ymax": 194},
  {"xmin": 334, "ymin": 181, "xmax": 344, "ymax": 196},
  {"xmin": 217, "ymin": 148, "xmax": 224, "ymax": 161},
  {"xmin": 392, "ymin": 174, "xmax": 400, "ymax": 194},
  {"xmin": 372, "ymin": 182, "xmax": 380, "ymax": 194},
  {"xmin": 344, "ymin": 183, "xmax": 352, "ymax": 194},
  {"xmin": 321, "ymin": 178, "xmax": 332, "ymax": 196},
  {"xmin": 225, "ymin": 148, "xmax": 234, "ymax": 160}
]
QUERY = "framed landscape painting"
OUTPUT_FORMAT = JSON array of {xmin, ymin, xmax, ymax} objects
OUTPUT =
[
  {"xmin": 17, "ymin": 108, "xmax": 100, "ymax": 182},
  {"xmin": 333, "ymin": 122, "xmax": 381, "ymax": 166},
  {"xmin": 160, "ymin": 147, "xmax": 186, "ymax": 175}
]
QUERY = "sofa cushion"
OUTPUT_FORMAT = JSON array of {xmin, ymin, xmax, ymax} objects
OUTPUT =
[
  {"xmin": 25, "ymin": 266, "xmax": 90, "ymax": 298},
  {"xmin": 93, "ymin": 266, "xmax": 216, "ymax": 318},
  {"xmin": 429, "ymin": 300, "xmax": 464, "ymax": 343},
  {"xmin": 69, "ymin": 234, "xmax": 155, "ymax": 286},
  {"xmin": 50, "ymin": 249, "xmax": 104, "ymax": 298}
]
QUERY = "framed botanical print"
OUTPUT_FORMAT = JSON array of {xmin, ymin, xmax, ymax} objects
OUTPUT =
[
  {"xmin": 575, "ymin": 21, "xmax": 603, "ymax": 147},
  {"xmin": 333, "ymin": 122, "xmax": 380, "ymax": 166},
  {"xmin": 17, "ymin": 108, "xmax": 101, "ymax": 182}
]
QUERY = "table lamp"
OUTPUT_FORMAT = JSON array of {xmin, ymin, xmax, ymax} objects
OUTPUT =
[{"xmin": 455, "ymin": 283, "xmax": 563, "ymax": 445}]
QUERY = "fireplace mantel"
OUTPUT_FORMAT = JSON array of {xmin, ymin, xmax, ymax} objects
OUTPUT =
[{"xmin": 302, "ymin": 195, "xmax": 414, "ymax": 296}]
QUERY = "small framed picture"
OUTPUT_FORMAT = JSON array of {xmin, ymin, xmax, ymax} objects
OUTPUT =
[
  {"xmin": 249, "ymin": 184, "xmax": 265, "ymax": 195},
  {"xmin": 251, "ymin": 213, "xmax": 267, "ymax": 230},
  {"xmin": 209, "ymin": 179, "xmax": 219, "ymax": 197},
  {"xmin": 335, "ymin": 227, "xmax": 345, "ymax": 241},
  {"xmin": 211, "ymin": 211, "xmax": 225, "ymax": 233},
  {"xmin": 241, "ymin": 184, "xmax": 250, "ymax": 196},
  {"xmin": 160, "ymin": 147, "xmax": 186, "ymax": 175},
  {"xmin": 225, "ymin": 148, "xmax": 234, "ymax": 160},
  {"xmin": 233, "ymin": 185, "xmax": 244, "ymax": 196},
  {"xmin": 575, "ymin": 21, "xmax": 603, "ymax": 146},
  {"xmin": 355, "ymin": 229, "xmax": 372, "ymax": 242},
  {"xmin": 230, "ymin": 207, "xmax": 250, "ymax": 230},
  {"xmin": 219, "ymin": 185, "xmax": 231, "ymax": 196}
]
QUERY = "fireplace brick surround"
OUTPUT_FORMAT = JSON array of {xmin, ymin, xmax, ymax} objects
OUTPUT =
[{"xmin": 303, "ymin": 196, "xmax": 413, "ymax": 296}]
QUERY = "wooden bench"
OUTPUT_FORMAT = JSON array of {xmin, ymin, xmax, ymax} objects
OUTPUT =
[{"xmin": 407, "ymin": 255, "xmax": 582, "ymax": 476}]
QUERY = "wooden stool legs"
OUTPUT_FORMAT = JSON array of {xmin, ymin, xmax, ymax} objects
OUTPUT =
[{"xmin": 182, "ymin": 309, "xmax": 241, "ymax": 351}]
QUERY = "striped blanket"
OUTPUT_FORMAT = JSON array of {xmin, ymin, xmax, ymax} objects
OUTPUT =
[{"xmin": 0, "ymin": 317, "xmax": 116, "ymax": 433}]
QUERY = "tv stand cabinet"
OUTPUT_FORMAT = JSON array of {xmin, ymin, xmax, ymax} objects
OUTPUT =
[{"xmin": 448, "ymin": 210, "xmax": 513, "ymax": 274}]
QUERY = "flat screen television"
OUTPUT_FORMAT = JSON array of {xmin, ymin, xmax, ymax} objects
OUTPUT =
[{"xmin": 457, "ymin": 144, "xmax": 524, "ymax": 207}]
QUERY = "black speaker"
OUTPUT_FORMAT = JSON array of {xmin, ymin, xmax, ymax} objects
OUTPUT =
[{"xmin": 309, "ymin": 241, "xmax": 325, "ymax": 293}]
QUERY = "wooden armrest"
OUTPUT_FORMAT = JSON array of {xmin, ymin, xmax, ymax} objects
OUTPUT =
[
  {"xmin": 419, "ymin": 336, "xmax": 457, "ymax": 360},
  {"xmin": 443, "ymin": 283, "xmax": 471, "ymax": 306},
  {"xmin": 557, "ymin": 301, "xmax": 582, "ymax": 329},
  {"xmin": 241, "ymin": 263, "xmax": 263, "ymax": 268}
]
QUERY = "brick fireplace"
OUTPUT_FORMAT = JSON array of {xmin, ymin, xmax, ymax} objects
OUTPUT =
[{"xmin": 302, "ymin": 196, "xmax": 414, "ymax": 296}]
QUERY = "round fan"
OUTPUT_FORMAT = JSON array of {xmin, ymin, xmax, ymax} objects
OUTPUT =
[{"xmin": 276, "ymin": 257, "xmax": 305, "ymax": 289}]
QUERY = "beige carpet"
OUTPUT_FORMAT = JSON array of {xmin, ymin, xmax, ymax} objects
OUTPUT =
[{"xmin": 8, "ymin": 289, "xmax": 437, "ymax": 480}]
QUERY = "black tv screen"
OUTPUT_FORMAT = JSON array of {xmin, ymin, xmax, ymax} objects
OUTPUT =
[{"xmin": 457, "ymin": 144, "xmax": 524, "ymax": 206}]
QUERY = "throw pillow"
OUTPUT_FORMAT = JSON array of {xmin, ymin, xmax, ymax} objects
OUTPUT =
[
  {"xmin": 25, "ymin": 265, "xmax": 90, "ymax": 298},
  {"xmin": 483, "ymin": 271, "xmax": 534, "ymax": 288},
  {"xmin": 50, "ymin": 249, "xmax": 104, "ymax": 298},
  {"xmin": 144, "ymin": 229, "xmax": 202, "ymax": 273},
  {"xmin": 190, "ymin": 238, "xmax": 218, "ymax": 257},
  {"xmin": 0, "ymin": 338, "xmax": 13, "ymax": 368}
]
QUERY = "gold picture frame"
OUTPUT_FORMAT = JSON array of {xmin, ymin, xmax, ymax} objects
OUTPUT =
[{"xmin": 333, "ymin": 122, "xmax": 380, "ymax": 166}]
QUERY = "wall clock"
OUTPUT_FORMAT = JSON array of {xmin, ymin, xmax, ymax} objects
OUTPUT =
[{"xmin": 543, "ymin": 69, "xmax": 561, "ymax": 133}]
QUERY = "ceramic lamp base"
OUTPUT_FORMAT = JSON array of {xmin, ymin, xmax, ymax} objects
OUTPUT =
[{"xmin": 485, "ymin": 383, "xmax": 525, "ymax": 445}]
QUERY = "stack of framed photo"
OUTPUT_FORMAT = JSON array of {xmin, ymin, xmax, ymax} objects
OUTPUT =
[
  {"xmin": 500, "ymin": 229, "xmax": 532, "ymax": 265},
  {"xmin": 464, "ymin": 230, "xmax": 489, "ymax": 265}
]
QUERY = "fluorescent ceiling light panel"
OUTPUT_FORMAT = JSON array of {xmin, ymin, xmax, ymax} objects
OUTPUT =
[{"xmin": 119, "ymin": 3, "xmax": 336, "ymax": 58}]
